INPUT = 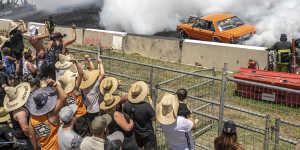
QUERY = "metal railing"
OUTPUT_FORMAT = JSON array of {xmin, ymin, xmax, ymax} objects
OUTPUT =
[{"xmin": 65, "ymin": 47, "xmax": 300, "ymax": 150}]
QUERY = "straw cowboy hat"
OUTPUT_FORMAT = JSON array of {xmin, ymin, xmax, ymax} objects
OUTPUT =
[
  {"xmin": 0, "ymin": 36, "xmax": 9, "ymax": 48},
  {"xmin": 25, "ymin": 87, "xmax": 58, "ymax": 116},
  {"xmin": 3, "ymin": 82, "xmax": 31, "ymax": 112},
  {"xmin": 55, "ymin": 54, "xmax": 73, "ymax": 70},
  {"xmin": 99, "ymin": 77, "xmax": 118, "ymax": 95},
  {"xmin": 58, "ymin": 70, "xmax": 77, "ymax": 94},
  {"xmin": 9, "ymin": 21, "xmax": 19, "ymax": 33},
  {"xmin": 100, "ymin": 94, "xmax": 121, "ymax": 111},
  {"xmin": 0, "ymin": 107, "xmax": 11, "ymax": 123},
  {"xmin": 80, "ymin": 70, "xmax": 99, "ymax": 89},
  {"xmin": 156, "ymin": 93, "xmax": 179, "ymax": 125},
  {"xmin": 128, "ymin": 81, "xmax": 149, "ymax": 103}
]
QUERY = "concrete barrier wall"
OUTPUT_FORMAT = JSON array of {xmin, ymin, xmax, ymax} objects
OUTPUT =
[
  {"xmin": 182, "ymin": 39, "xmax": 268, "ymax": 72},
  {"xmin": 0, "ymin": 19, "xmax": 12, "ymax": 31},
  {"xmin": 124, "ymin": 35, "xmax": 181, "ymax": 63},
  {"xmin": 83, "ymin": 29, "xmax": 126, "ymax": 49}
]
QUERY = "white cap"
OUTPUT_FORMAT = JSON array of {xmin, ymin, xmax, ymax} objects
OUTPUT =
[
  {"xmin": 59, "ymin": 104, "xmax": 78, "ymax": 124},
  {"xmin": 29, "ymin": 25, "xmax": 39, "ymax": 37}
]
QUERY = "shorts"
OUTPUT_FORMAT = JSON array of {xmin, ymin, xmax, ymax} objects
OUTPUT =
[{"xmin": 135, "ymin": 133, "xmax": 157, "ymax": 150}]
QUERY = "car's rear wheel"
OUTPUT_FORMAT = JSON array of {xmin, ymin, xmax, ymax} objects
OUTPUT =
[
  {"xmin": 177, "ymin": 29, "xmax": 187, "ymax": 39},
  {"xmin": 212, "ymin": 37, "xmax": 222, "ymax": 42}
]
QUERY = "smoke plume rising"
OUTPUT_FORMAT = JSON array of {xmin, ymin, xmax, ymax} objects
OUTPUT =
[{"xmin": 100, "ymin": 0, "xmax": 300, "ymax": 46}]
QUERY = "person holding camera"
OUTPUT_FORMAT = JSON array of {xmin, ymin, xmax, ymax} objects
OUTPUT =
[{"xmin": 45, "ymin": 24, "xmax": 77, "ymax": 80}]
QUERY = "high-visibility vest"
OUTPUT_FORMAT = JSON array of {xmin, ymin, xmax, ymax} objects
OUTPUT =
[{"xmin": 277, "ymin": 49, "xmax": 291, "ymax": 65}]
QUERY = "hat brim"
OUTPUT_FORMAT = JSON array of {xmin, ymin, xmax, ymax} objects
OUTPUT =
[
  {"xmin": 80, "ymin": 70, "xmax": 100, "ymax": 89},
  {"xmin": 25, "ymin": 87, "xmax": 58, "ymax": 116},
  {"xmin": 0, "ymin": 113, "xmax": 10, "ymax": 123},
  {"xmin": 4, "ymin": 82, "xmax": 31, "ymax": 112},
  {"xmin": 55, "ymin": 61, "xmax": 73, "ymax": 70},
  {"xmin": 99, "ymin": 77, "xmax": 118, "ymax": 95},
  {"xmin": 100, "ymin": 96, "xmax": 121, "ymax": 111},
  {"xmin": 0, "ymin": 36, "xmax": 9, "ymax": 48},
  {"xmin": 9, "ymin": 25, "xmax": 18, "ymax": 33},
  {"xmin": 128, "ymin": 81, "xmax": 149, "ymax": 104},
  {"xmin": 156, "ymin": 93, "xmax": 179, "ymax": 125}
]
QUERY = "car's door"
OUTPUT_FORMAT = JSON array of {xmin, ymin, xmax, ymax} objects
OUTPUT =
[{"xmin": 192, "ymin": 20, "xmax": 215, "ymax": 41}]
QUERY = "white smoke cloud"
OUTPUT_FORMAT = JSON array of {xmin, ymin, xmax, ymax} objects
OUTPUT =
[{"xmin": 100, "ymin": 0, "xmax": 300, "ymax": 46}]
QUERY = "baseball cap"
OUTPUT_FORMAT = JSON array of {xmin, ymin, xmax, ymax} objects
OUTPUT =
[
  {"xmin": 59, "ymin": 104, "xmax": 78, "ymax": 124},
  {"xmin": 107, "ymin": 131, "xmax": 124, "ymax": 143},
  {"xmin": 91, "ymin": 114, "xmax": 112, "ymax": 134},
  {"xmin": 223, "ymin": 120, "xmax": 236, "ymax": 135}
]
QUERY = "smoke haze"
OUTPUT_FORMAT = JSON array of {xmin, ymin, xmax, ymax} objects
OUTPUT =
[{"xmin": 100, "ymin": 0, "xmax": 300, "ymax": 46}]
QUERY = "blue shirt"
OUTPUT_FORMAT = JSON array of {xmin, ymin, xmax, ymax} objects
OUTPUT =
[{"xmin": 4, "ymin": 56, "xmax": 15, "ymax": 75}]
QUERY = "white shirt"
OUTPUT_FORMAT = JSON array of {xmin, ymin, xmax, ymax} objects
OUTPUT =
[
  {"xmin": 160, "ymin": 116, "xmax": 194, "ymax": 150},
  {"xmin": 58, "ymin": 127, "xmax": 82, "ymax": 150}
]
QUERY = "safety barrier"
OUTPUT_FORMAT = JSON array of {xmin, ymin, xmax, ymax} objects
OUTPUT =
[{"xmin": 66, "ymin": 47, "xmax": 300, "ymax": 150}]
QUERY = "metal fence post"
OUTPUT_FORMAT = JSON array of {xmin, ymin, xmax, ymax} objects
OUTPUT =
[
  {"xmin": 264, "ymin": 115, "xmax": 270, "ymax": 150},
  {"xmin": 274, "ymin": 118, "xmax": 281, "ymax": 150},
  {"xmin": 98, "ymin": 44, "xmax": 102, "ymax": 56},
  {"xmin": 149, "ymin": 66, "xmax": 154, "ymax": 99},
  {"xmin": 211, "ymin": 67, "xmax": 216, "ymax": 114},
  {"xmin": 218, "ymin": 63, "xmax": 227, "ymax": 136}
]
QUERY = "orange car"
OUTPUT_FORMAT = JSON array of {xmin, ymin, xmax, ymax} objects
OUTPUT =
[{"xmin": 177, "ymin": 13, "xmax": 256, "ymax": 44}]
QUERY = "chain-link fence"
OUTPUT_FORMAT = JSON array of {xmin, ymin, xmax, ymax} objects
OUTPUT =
[{"xmin": 66, "ymin": 47, "xmax": 300, "ymax": 150}]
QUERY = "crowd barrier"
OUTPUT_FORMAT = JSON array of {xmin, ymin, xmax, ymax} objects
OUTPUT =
[{"xmin": 67, "ymin": 47, "xmax": 300, "ymax": 150}]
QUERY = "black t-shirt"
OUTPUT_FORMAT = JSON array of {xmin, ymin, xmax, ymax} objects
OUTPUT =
[
  {"xmin": 9, "ymin": 29, "xmax": 24, "ymax": 53},
  {"xmin": 123, "ymin": 101, "xmax": 155, "ymax": 138},
  {"xmin": 178, "ymin": 103, "xmax": 191, "ymax": 118}
]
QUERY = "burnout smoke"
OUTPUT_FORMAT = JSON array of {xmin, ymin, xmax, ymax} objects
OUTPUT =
[{"xmin": 100, "ymin": 0, "xmax": 300, "ymax": 46}]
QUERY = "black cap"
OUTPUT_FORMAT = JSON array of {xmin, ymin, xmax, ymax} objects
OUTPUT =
[
  {"xmin": 280, "ymin": 34, "xmax": 287, "ymax": 41},
  {"xmin": 33, "ymin": 93, "xmax": 48, "ymax": 109},
  {"xmin": 223, "ymin": 120, "xmax": 236, "ymax": 135}
]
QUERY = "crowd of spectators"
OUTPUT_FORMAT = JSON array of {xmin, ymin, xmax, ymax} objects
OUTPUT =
[{"xmin": 0, "ymin": 20, "xmax": 245, "ymax": 150}]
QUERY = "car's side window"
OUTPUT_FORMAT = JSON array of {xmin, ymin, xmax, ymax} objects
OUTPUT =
[
  {"xmin": 207, "ymin": 21, "xmax": 215, "ymax": 32},
  {"xmin": 194, "ymin": 20, "xmax": 215, "ymax": 32}
]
